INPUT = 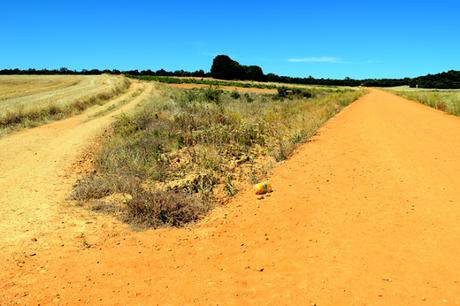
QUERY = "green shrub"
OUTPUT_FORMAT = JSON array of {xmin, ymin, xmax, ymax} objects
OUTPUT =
[
  {"xmin": 230, "ymin": 91, "xmax": 241, "ymax": 99},
  {"xmin": 203, "ymin": 87, "xmax": 223, "ymax": 103},
  {"xmin": 243, "ymin": 93, "xmax": 254, "ymax": 103}
]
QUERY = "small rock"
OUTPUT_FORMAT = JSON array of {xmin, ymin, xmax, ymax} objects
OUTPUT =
[
  {"xmin": 421, "ymin": 297, "xmax": 426, "ymax": 301},
  {"xmin": 29, "ymin": 252, "xmax": 36, "ymax": 257},
  {"xmin": 443, "ymin": 299, "xmax": 448, "ymax": 303},
  {"xmin": 31, "ymin": 238, "xmax": 38, "ymax": 242}
]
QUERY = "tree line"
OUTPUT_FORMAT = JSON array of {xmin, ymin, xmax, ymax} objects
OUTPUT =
[
  {"xmin": 0, "ymin": 67, "xmax": 208, "ymax": 77},
  {"xmin": 409, "ymin": 70, "xmax": 460, "ymax": 89},
  {"xmin": 1, "ymin": 55, "xmax": 459, "ymax": 89}
]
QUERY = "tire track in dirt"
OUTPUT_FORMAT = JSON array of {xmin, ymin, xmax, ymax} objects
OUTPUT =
[
  {"xmin": 2, "ymin": 89, "xmax": 460, "ymax": 305},
  {"xmin": 0, "ymin": 81, "xmax": 152, "ymax": 254}
]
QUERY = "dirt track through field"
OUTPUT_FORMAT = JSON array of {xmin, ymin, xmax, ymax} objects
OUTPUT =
[
  {"xmin": 1, "ymin": 89, "xmax": 460, "ymax": 305},
  {"xmin": 0, "ymin": 80, "xmax": 151, "ymax": 251}
]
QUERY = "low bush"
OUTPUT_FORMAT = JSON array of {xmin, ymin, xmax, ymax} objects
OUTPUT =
[
  {"xmin": 230, "ymin": 91, "xmax": 241, "ymax": 99},
  {"xmin": 124, "ymin": 190, "xmax": 209, "ymax": 228}
]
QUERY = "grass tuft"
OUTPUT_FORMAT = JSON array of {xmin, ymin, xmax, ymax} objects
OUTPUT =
[{"xmin": 124, "ymin": 190, "xmax": 209, "ymax": 228}]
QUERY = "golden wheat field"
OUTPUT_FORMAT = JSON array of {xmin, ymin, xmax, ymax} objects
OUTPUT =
[
  {"xmin": 0, "ymin": 75, "xmax": 129, "ymax": 113},
  {"xmin": 0, "ymin": 75, "xmax": 130, "ymax": 132}
]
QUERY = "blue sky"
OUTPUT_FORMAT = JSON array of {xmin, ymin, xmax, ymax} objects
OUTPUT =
[{"xmin": 1, "ymin": 0, "xmax": 459, "ymax": 79}]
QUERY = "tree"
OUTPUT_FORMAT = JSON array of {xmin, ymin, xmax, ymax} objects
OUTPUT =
[
  {"xmin": 210, "ymin": 55, "xmax": 243, "ymax": 80},
  {"xmin": 244, "ymin": 65, "xmax": 264, "ymax": 81},
  {"xmin": 210, "ymin": 55, "xmax": 264, "ymax": 81}
]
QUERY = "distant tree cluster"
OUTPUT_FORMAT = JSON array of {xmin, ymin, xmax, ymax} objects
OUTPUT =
[
  {"xmin": 409, "ymin": 70, "xmax": 460, "ymax": 89},
  {"xmin": 210, "ymin": 55, "xmax": 264, "ymax": 81},
  {"xmin": 1, "ymin": 55, "xmax": 460, "ymax": 89},
  {"xmin": 123, "ymin": 69, "xmax": 209, "ymax": 78}
]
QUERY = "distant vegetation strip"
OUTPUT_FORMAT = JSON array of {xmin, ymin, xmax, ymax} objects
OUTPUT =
[
  {"xmin": 130, "ymin": 75, "xmax": 279, "ymax": 89},
  {"xmin": 2, "ymin": 55, "xmax": 460, "ymax": 89},
  {"xmin": 391, "ymin": 89, "xmax": 460, "ymax": 116},
  {"xmin": 72, "ymin": 85, "xmax": 365, "ymax": 229},
  {"xmin": 128, "ymin": 75, "xmax": 354, "ymax": 96}
]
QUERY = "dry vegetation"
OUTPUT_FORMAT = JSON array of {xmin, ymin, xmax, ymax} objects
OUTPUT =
[
  {"xmin": 0, "ymin": 75, "xmax": 130, "ymax": 134},
  {"xmin": 131, "ymin": 75, "xmax": 358, "ymax": 91},
  {"xmin": 390, "ymin": 87, "xmax": 460, "ymax": 116},
  {"xmin": 72, "ymin": 83, "xmax": 365, "ymax": 229}
]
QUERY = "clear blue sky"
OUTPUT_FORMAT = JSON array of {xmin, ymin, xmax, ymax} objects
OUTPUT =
[{"xmin": 1, "ymin": 0, "xmax": 459, "ymax": 79}]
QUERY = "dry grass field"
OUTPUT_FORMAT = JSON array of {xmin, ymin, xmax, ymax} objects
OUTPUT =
[
  {"xmin": 389, "ymin": 86, "xmax": 460, "ymax": 116},
  {"xmin": 0, "ymin": 75, "xmax": 130, "ymax": 133},
  {"xmin": 0, "ymin": 75, "xmax": 81, "ymax": 100}
]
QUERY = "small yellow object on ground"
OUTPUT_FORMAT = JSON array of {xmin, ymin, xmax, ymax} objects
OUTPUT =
[{"xmin": 254, "ymin": 182, "xmax": 272, "ymax": 195}]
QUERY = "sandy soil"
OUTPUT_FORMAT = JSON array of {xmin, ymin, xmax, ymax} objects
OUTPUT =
[{"xmin": 1, "ymin": 89, "xmax": 460, "ymax": 305}]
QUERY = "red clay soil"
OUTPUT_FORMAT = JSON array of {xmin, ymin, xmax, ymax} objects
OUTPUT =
[{"xmin": 1, "ymin": 89, "xmax": 460, "ymax": 305}]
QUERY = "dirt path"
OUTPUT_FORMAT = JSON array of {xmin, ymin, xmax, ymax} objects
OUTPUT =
[
  {"xmin": 0, "ymin": 81, "xmax": 152, "ymax": 253},
  {"xmin": 2, "ymin": 89, "xmax": 460, "ymax": 305}
]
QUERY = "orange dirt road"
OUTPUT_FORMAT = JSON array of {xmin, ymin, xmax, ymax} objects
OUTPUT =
[{"xmin": 1, "ymin": 89, "xmax": 460, "ymax": 305}]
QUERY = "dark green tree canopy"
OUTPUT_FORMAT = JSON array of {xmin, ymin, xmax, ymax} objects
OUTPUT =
[{"xmin": 210, "ymin": 55, "xmax": 264, "ymax": 81}]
